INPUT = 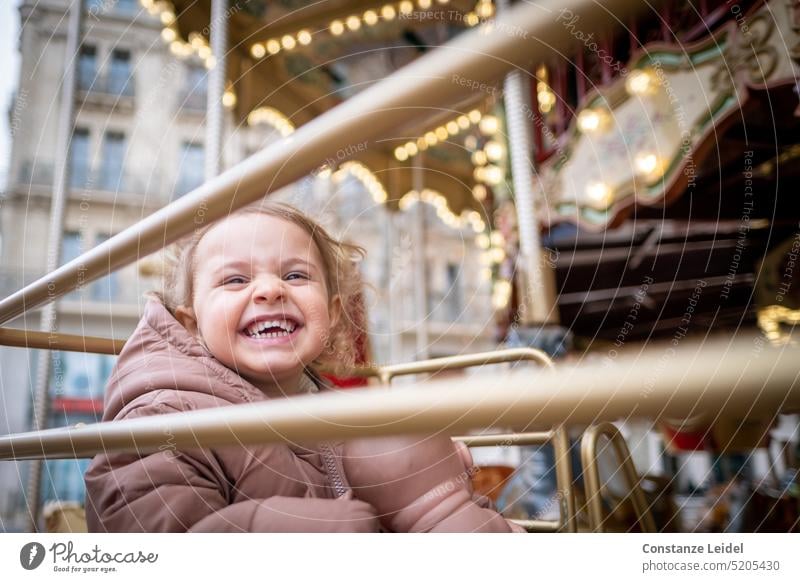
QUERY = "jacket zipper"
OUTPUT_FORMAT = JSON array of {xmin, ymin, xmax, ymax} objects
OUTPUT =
[{"xmin": 320, "ymin": 442, "xmax": 347, "ymax": 498}]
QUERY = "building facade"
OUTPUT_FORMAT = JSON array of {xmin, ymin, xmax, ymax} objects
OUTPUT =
[{"xmin": 0, "ymin": 0, "xmax": 494, "ymax": 530}]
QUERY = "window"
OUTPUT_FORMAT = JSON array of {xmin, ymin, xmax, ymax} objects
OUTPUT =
[
  {"xmin": 51, "ymin": 351, "xmax": 113, "ymax": 399},
  {"xmin": 61, "ymin": 231, "xmax": 84, "ymax": 301},
  {"xmin": 42, "ymin": 458, "xmax": 92, "ymax": 504},
  {"xmin": 182, "ymin": 65, "xmax": 207, "ymax": 111},
  {"xmin": 445, "ymin": 263, "xmax": 462, "ymax": 320},
  {"xmin": 98, "ymin": 131, "xmax": 126, "ymax": 191},
  {"xmin": 108, "ymin": 49, "xmax": 133, "ymax": 96},
  {"xmin": 77, "ymin": 45, "xmax": 97, "ymax": 91},
  {"xmin": 175, "ymin": 142, "xmax": 204, "ymax": 197},
  {"xmin": 91, "ymin": 233, "xmax": 119, "ymax": 302},
  {"xmin": 69, "ymin": 128, "xmax": 90, "ymax": 189}
]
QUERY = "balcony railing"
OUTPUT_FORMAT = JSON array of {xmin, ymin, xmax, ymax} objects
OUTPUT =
[
  {"xmin": 77, "ymin": 71, "xmax": 135, "ymax": 103},
  {"xmin": 0, "ymin": 266, "xmax": 144, "ymax": 307},
  {"xmin": 15, "ymin": 159, "xmax": 162, "ymax": 198},
  {"xmin": 177, "ymin": 88, "xmax": 208, "ymax": 113}
]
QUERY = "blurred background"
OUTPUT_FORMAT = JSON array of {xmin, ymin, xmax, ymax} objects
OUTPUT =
[{"xmin": 0, "ymin": 0, "xmax": 798, "ymax": 532}]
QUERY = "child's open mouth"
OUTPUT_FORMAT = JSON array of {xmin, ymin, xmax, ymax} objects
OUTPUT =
[{"xmin": 242, "ymin": 318, "xmax": 301, "ymax": 342}]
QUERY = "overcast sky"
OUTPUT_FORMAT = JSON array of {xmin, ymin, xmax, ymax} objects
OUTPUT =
[{"xmin": 0, "ymin": 0, "xmax": 21, "ymax": 190}]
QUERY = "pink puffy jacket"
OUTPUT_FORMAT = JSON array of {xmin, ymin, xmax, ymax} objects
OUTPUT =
[{"xmin": 84, "ymin": 300, "xmax": 516, "ymax": 532}]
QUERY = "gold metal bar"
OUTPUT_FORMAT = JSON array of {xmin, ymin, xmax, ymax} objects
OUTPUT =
[
  {"xmin": 552, "ymin": 426, "xmax": 578, "ymax": 533},
  {"xmin": 380, "ymin": 347, "xmax": 553, "ymax": 383},
  {"xmin": 0, "ymin": 328, "xmax": 124, "ymax": 355},
  {"xmin": 1, "ymin": 341, "xmax": 793, "ymax": 462},
  {"xmin": 453, "ymin": 432, "xmax": 552, "ymax": 447},
  {"xmin": 0, "ymin": 0, "xmax": 634, "ymax": 326},
  {"xmin": 509, "ymin": 519, "xmax": 560, "ymax": 533},
  {"xmin": 580, "ymin": 422, "xmax": 657, "ymax": 533}
]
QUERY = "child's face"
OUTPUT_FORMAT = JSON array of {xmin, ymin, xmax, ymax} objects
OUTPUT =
[{"xmin": 176, "ymin": 213, "xmax": 336, "ymax": 394}]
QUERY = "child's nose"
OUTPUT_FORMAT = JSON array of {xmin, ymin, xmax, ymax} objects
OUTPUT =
[{"xmin": 252, "ymin": 275, "xmax": 285, "ymax": 303}]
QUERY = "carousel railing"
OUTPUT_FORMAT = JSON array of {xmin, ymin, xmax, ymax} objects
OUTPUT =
[
  {"xmin": 0, "ymin": 0, "xmax": 639, "ymax": 326},
  {"xmin": 362, "ymin": 348, "xmax": 578, "ymax": 533},
  {"xmin": 581, "ymin": 423, "xmax": 657, "ymax": 533},
  {"xmin": 1, "ymin": 0, "xmax": 797, "ymax": 533}
]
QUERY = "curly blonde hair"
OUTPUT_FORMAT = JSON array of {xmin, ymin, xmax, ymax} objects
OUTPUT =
[{"xmin": 149, "ymin": 202, "xmax": 366, "ymax": 372}]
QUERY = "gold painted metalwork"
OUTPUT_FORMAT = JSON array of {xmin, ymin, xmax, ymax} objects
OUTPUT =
[{"xmin": 580, "ymin": 422, "xmax": 657, "ymax": 533}]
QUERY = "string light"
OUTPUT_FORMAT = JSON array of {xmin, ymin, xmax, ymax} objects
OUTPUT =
[
  {"xmin": 396, "ymin": 109, "xmax": 485, "ymax": 161},
  {"xmin": 247, "ymin": 107, "xmax": 296, "ymax": 137},
  {"xmin": 333, "ymin": 162, "xmax": 388, "ymax": 203},
  {"xmin": 266, "ymin": 39, "xmax": 281, "ymax": 55},
  {"xmin": 222, "ymin": 86, "xmax": 237, "ymax": 108},
  {"xmin": 346, "ymin": 15, "xmax": 362, "ymax": 31},
  {"xmin": 250, "ymin": 43, "xmax": 266, "ymax": 58},
  {"xmin": 330, "ymin": 19, "xmax": 345, "ymax": 35},
  {"xmin": 478, "ymin": 115, "xmax": 499, "ymax": 135},
  {"xmin": 297, "ymin": 30, "xmax": 312, "ymax": 46},
  {"xmin": 484, "ymin": 140, "xmax": 505, "ymax": 162},
  {"xmin": 381, "ymin": 5, "xmax": 396, "ymax": 19},
  {"xmin": 281, "ymin": 34, "xmax": 296, "ymax": 50},
  {"xmin": 399, "ymin": 189, "xmax": 486, "ymax": 232}
]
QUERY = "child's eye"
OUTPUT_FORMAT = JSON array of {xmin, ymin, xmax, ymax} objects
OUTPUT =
[
  {"xmin": 222, "ymin": 276, "xmax": 247, "ymax": 285},
  {"xmin": 285, "ymin": 272, "xmax": 309, "ymax": 281}
]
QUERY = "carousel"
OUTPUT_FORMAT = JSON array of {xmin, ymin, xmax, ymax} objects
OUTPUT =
[{"xmin": 1, "ymin": 0, "xmax": 799, "ymax": 533}]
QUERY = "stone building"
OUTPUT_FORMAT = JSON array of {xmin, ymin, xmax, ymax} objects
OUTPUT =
[{"xmin": 0, "ymin": 0, "xmax": 493, "ymax": 530}]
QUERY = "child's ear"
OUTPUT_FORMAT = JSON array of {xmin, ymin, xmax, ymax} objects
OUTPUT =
[{"xmin": 174, "ymin": 305, "xmax": 199, "ymax": 336}]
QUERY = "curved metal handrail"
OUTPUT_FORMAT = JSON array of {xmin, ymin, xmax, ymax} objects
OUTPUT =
[
  {"xmin": 374, "ymin": 348, "xmax": 575, "ymax": 533},
  {"xmin": 580, "ymin": 422, "xmax": 657, "ymax": 533}
]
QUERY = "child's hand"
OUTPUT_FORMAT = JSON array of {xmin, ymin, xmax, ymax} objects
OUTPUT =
[{"xmin": 454, "ymin": 441, "xmax": 474, "ymax": 474}]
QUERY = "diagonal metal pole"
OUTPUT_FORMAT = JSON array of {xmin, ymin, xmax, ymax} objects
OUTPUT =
[
  {"xmin": 25, "ymin": 0, "xmax": 83, "ymax": 532},
  {"xmin": 0, "ymin": 0, "xmax": 639, "ymax": 327}
]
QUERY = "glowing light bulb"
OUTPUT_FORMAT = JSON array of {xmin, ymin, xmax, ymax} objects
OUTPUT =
[
  {"xmin": 346, "ymin": 16, "xmax": 361, "ymax": 31},
  {"xmin": 484, "ymin": 140, "xmax": 505, "ymax": 162},
  {"xmin": 161, "ymin": 27, "xmax": 176, "ymax": 42},
  {"xmin": 363, "ymin": 10, "xmax": 379, "ymax": 25},
  {"xmin": 472, "ymin": 184, "xmax": 487, "ymax": 201},
  {"xmin": 479, "ymin": 115, "xmax": 499, "ymax": 135},
  {"xmin": 634, "ymin": 152, "xmax": 664, "ymax": 178},
  {"xmin": 626, "ymin": 69, "xmax": 657, "ymax": 96},
  {"xmin": 250, "ymin": 43, "xmax": 266, "ymax": 58},
  {"xmin": 394, "ymin": 146, "xmax": 409, "ymax": 161},
  {"xmin": 330, "ymin": 20, "xmax": 345, "ymax": 35},
  {"xmin": 585, "ymin": 181, "xmax": 613, "ymax": 206},
  {"xmin": 381, "ymin": 5, "xmax": 396, "ymax": 20},
  {"xmin": 266, "ymin": 39, "xmax": 281, "ymax": 54},
  {"xmin": 297, "ymin": 30, "xmax": 312, "ymax": 45},
  {"xmin": 471, "ymin": 150, "xmax": 488, "ymax": 166},
  {"xmin": 577, "ymin": 108, "xmax": 609, "ymax": 134},
  {"xmin": 483, "ymin": 164, "xmax": 504, "ymax": 185},
  {"xmin": 281, "ymin": 35, "xmax": 296, "ymax": 50}
]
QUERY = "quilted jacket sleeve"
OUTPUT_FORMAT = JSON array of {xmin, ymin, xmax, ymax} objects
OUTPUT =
[{"xmin": 84, "ymin": 402, "xmax": 378, "ymax": 533}]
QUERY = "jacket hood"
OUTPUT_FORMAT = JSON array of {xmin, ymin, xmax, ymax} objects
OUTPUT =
[{"xmin": 102, "ymin": 299, "xmax": 318, "ymax": 421}]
